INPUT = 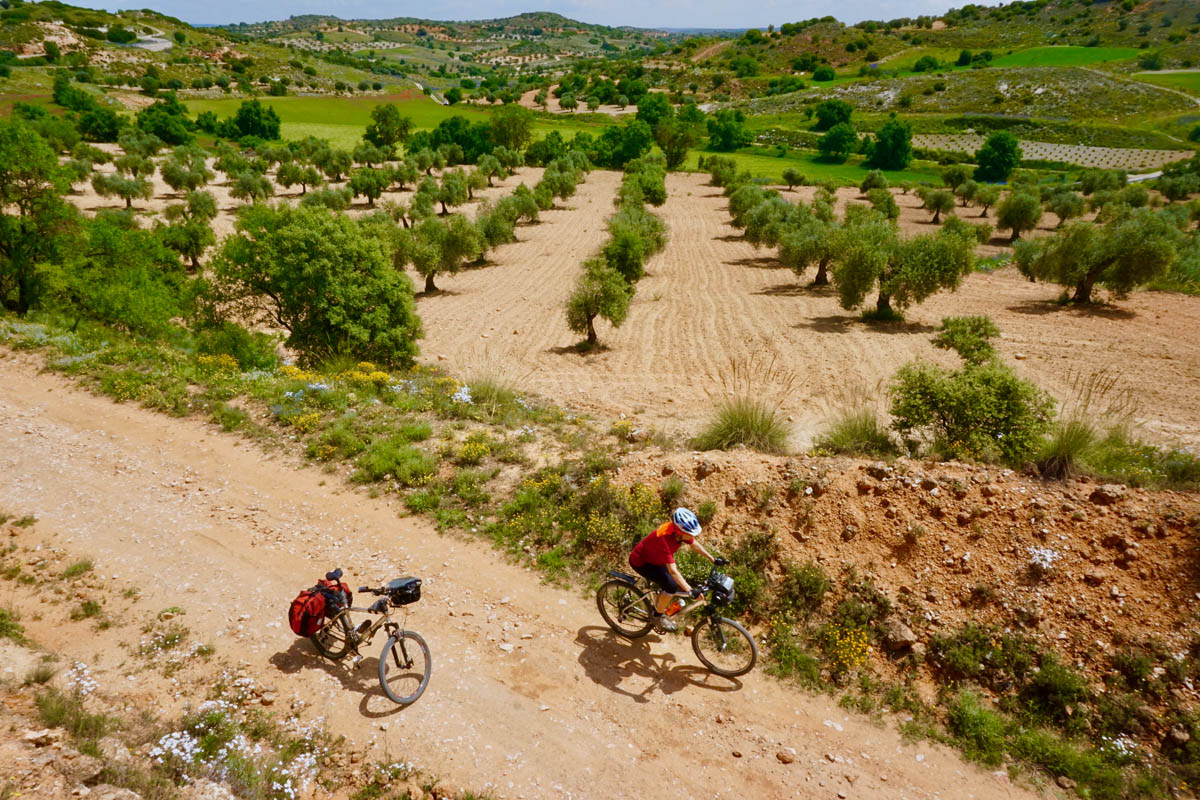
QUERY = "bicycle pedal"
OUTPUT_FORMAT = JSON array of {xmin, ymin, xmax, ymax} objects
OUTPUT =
[{"xmin": 351, "ymin": 655, "xmax": 364, "ymax": 670}]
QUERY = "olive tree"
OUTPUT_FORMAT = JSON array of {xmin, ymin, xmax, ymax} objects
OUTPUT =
[
  {"xmin": 276, "ymin": 162, "xmax": 324, "ymax": 195},
  {"xmin": 161, "ymin": 145, "xmax": 213, "ymax": 194},
  {"xmin": 476, "ymin": 153, "xmax": 504, "ymax": 187},
  {"xmin": 1045, "ymin": 190, "xmax": 1085, "ymax": 227},
  {"xmin": 565, "ymin": 257, "xmax": 630, "ymax": 345},
  {"xmin": 405, "ymin": 213, "xmax": 484, "ymax": 293},
  {"xmin": 996, "ymin": 191, "xmax": 1043, "ymax": 242},
  {"xmin": 777, "ymin": 202, "xmax": 839, "ymax": 285},
  {"xmin": 437, "ymin": 169, "xmax": 469, "ymax": 215},
  {"xmin": 923, "ymin": 189, "xmax": 956, "ymax": 224},
  {"xmin": 229, "ymin": 170, "xmax": 273, "ymax": 204},
  {"xmin": 974, "ymin": 185, "xmax": 1001, "ymax": 217},
  {"xmin": 831, "ymin": 207, "xmax": 977, "ymax": 319},
  {"xmin": 347, "ymin": 167, "xmax": 389, "ymax": 208},
  {"xmin": 211, "ymin": 203, "xmax": 421, "ymax": 366},
  {"xmin": 91, "ymin": 173, "xmax": 152, "ymax": 209},
  {"xmin": 1014, "ymin": 208, "xmax": 1182, "ymax": 303}
]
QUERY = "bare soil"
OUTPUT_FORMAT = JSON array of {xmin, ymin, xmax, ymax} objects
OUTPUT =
[
  {"xmin": 414, "ymin": 172, "xmax": 1200, "ymax": 449},
  {"xmin": 0, "ymin": 355, "xmax": 1039, "ymax": 800}
]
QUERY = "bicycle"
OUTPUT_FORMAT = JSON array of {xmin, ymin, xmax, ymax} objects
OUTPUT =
[
  {"xmin": 596, "ymin": 562, "xmax": 758, "ymax": 678},
  {"xmin": 310, "ymin": 575, "xmax": 432, "ymax": 706}
]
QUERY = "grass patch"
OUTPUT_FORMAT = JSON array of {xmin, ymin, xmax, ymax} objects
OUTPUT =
[
  {"xmin": 814, "ymin": 408, "xmax": 897, "ymax": 458},
  {"xmin": 0, "ymin": 607, "xmax": 25, "ymax": 642},
  {"xmin": 61, "ymin": 559, "xmax": 93, "ymax": 579},
  {"xmin": 35, "ymin": 687, "xmax": 113, "ymax": 744},
  {"xmin": 693, "ymin": 397, "xmax": 789, "ymax": 454}
]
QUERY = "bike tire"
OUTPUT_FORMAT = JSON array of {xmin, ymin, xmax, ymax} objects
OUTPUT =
[
  {"xmin": 378, "ymin": 630, "xmax": 431, "ymax": 706},
  {"xmin": 596, "ymin": 579, "xmax": 655, "ymax": 638},
  {"xmin": 311, "ymin": 610, "xmax": 352, "ymax": 661},
  {"xmin": 691, "ymin": 616, "xmax": 757, "ymax": 677}
]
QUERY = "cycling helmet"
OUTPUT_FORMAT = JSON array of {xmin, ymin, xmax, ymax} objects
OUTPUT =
[{"xmin": 672, "ymin": 507, "xmax": 702, "ymax": 538}]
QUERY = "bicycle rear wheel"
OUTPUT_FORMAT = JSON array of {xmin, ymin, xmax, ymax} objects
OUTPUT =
[
  {"xmin": 378, "ymin": 630, "xmax": 431, "ymax": 706},
  {"xmin": 691, "ymin": 616, "xmax": 757, "ymax": 677},
  {"xmin": 311, "ymin": 610, "xmax": 352, "ymax": 660},
  {"xmin": 596, "ymin": 580, "xmax": 655, "ymax": 638}
]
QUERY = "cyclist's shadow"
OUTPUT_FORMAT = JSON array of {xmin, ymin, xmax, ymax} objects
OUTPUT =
[
  {"xmin": 269, "ymin": 639, "xmax": 410, "ymax": 719},
  {"xmin": 574, "ymin": 625, "xmax": 743, "ymax": 704}
]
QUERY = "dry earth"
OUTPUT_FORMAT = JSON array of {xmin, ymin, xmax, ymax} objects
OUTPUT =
[
  {"xmin": 0, "ymin": 355, "xmax": 1040, "ymax": 800},
  {"xmin": 910, "ymin": 135, "xmax": 1195, "ymax": 171},
  {"xmin": 413, "ymin": 171, "xmax": 1200, "ymax": 449}
]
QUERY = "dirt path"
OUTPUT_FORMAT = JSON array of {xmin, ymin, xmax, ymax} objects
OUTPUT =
[
  {"xmin": 412, "ymin": 171, "xmax": 1200, "ymax": 448},
  {"xmin": 0, "ymin": 354, "xmax": 1035, "ymax": 800}
]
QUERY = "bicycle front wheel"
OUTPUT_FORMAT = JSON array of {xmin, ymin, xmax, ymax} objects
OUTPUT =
[
  {"xmin": 596, "ymin": 580, "xmax": 654, "ymax": 638},
  {"xmin": 378, "ymin": 630, "xmax": 431, "ymax": 705},
  {"xmin": 311, "ymin": 610, "xmax": 352, "ymax": 661},
  {"xmin": 691, "ymin": 616, "xmax": 757, "ymax": 677}
]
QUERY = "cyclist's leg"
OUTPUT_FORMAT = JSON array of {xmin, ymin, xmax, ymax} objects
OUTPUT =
[{"xmin": 632, "ymin": 563, "xmax": 681, "ymax": 614}]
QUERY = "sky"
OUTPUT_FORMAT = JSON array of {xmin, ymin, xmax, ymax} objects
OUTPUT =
[{"xmin": 57, "ymin": 0, "xmax": 973, "ymax": 30}]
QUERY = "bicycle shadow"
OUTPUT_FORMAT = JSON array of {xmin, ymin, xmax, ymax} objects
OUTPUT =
[
  {"xmin": 573, "ymin": 625, "xmax": 743, "ymax": 704},
  {"xmin": 269, "ymin": 639, "xmax": 414, "ymax": 719}
]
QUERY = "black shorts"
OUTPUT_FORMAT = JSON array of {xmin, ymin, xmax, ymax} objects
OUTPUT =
[{"xmin": 631, "ymin": 562, "xmax": 681, "ymax": 593}]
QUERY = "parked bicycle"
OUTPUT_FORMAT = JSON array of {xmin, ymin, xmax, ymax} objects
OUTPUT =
[
  {"xmin": 311, "ymin": 576, "xmax": 431, "ymax": 705},
  {"xmin": 596, "ymin": 563, "xmax": 757, "ymax": 677}
]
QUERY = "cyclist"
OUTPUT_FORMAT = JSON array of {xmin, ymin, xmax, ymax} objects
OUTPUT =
[{"xmin": 629, "ymin": 508, "xmax": 718, "ymax": 632}]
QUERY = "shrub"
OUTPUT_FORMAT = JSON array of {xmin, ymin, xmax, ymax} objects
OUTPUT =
[
  {"xmin": 352, "ymin": 439, "xmax": 436, "ymax": 485},
  {"xmin": 777, "ymin": 561, "xmax": 830, "ymax": 617},
  {"xmin": 948, "ymin": 690, "xmax": 1007, "ymax": 766},
  {"xmin": 815, "ymin": 408, "xmax": 896, "ymax": 457},
  {"xmin": 693, "ymin": 397, "xmax": 789, "ymax": 454},
  {"xmin": 1019, "ymin": 655, "xmax": 1090, "ymax": 729},
  {"xmin": 0, "ymin": 607, "xmax": 24, "ymax": 641},
  {"xmin": 890, "ymin": 359, "xmax": 1054, "ymax": 464}
]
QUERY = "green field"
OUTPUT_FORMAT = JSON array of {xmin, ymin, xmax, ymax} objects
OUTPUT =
[
  {"xmin": 1133, "ymin": 70, "xmax": 1200, "ymax": 94},
  {"xmin": 684, "ymin": 147, "xmax": 941, "ymax": 186},
  {"xmin": 185, "ymin": 94, "xmax": 607, "ymax": 149},
  {"xmin": 989, "ymin": 45, "xmax": 1138, "ymax": 68}
]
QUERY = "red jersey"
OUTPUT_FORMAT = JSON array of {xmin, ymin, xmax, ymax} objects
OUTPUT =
[{"xmin": 630, "ymin": 521, "xmax": 693, "ymax": 567}]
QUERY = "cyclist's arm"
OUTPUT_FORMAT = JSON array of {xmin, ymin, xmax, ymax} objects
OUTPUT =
[
  {"xmin": 666, "ymin": 561, "xmax": 691, "ymax": 594},
  {"xmin": 689, "ymin": 540, "xmax": 716, "ymax": 563}
]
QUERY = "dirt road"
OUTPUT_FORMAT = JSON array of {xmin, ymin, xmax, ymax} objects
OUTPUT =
[{"xmin": 0, "ymin": 354, "xmax": 1035, "ymax": 800}]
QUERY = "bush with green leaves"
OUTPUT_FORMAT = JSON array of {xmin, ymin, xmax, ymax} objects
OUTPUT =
[
  {"xmin": 817, "ymin": 123, "xmax": 857, "ymax": 163},
  {"xmin": 866, "ymin": 118, "xmax": 912, "ymax": 171},
  {"xmin": 210, "ymin": 203, "xmax": 421, "ymax": 367},
  {"xmin": 890, "ymin": 317, "xmax": 1054, "ymax": 464}
]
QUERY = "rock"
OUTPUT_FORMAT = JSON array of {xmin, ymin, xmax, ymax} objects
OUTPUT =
[
  {"xmin": 980, "ymin": 484, "xmax": 999, "ymax": 498},
  {"xmin": 810, "ymin": 479, "xmax": 830, "ymax": 498},
  {"xmin": 732, "ymin": 750, "xmax": 742, "ymax": 758},
  {"xmin": 1090, "ymin": 485, "xmax": 1126, "ymax": 506},
  {"xmin": 1083, "ymin": 571, "xmax": 1105, "ymax": 586},
  {"xmin": 920, "ymin": 477, "xmax": 938, "ymax": 490},
  {"xmin": 661, "ymin": 464, "xmax": 676, "ymax": 476},
  {"xmin": 54, "ymin": 752, "xmax": 105, "ymax": 784},
  {"xmin": 695, "ymin": 461, "xmax": 720, "ymax": 480},
  {"xmin": 259, "ymin": 692, "xmax": 276, "ymax": 706},
  {"xmin": 1056, "ymin": 776, "xmax": 1077, "ymax": 790},
  {"xmin": 911, "ymin": 642, "xmax": 928, "ymax": 661},
  {"xmin": 1013, "ymin": 352, "xmax": 1027, "ymax": 360},
  {"xmin": 882, "ymin": 619, "xmax": 918, "ymax": 650},
  {"xmin": 824, "ymin": 752, "xmax": 837, "ymax": 763},
  {"xmin": 1167, "ymin": 725, "xmax": 1191, "ymax": 747},
  {"xmin": 497, "ymin": 643, "xmax": 515, "ymax": 653},
  {"xmin": 25, "ymin": 728, "xmax": 64, "ymax": 747},
  {"xmin": 866, "ymin": 462, "xmax": 889, "ymax": 480},
  {"xmin": 183, "ymin": 781, "xmax": 238, "ymax": 800},
  {"xmin": 855, "ymin": 479, "xmax": 875, "ymax": 495},
  {"xmin": 841, "ymin": 525, "xmax": 858, "ymax": 542},
  {"xmin": 776, "ymin": 750, "xmax": 795, "ymax": 764},
  {"xmin": 98, "ymin": 736, "xmax": 132, "ymax": 764},
  {"xmin": 956, "ymin": 511, "xmax": 971, "ymax": 526}
]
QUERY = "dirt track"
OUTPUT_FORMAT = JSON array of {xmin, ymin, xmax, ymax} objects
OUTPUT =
[
  {"xmin": 415, "ymin": 172, "xmax": 1200, "ymax": 448},
  {"xmin": 0, "ymin": 354, "xmax": 1035, "ymax": 800}
]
